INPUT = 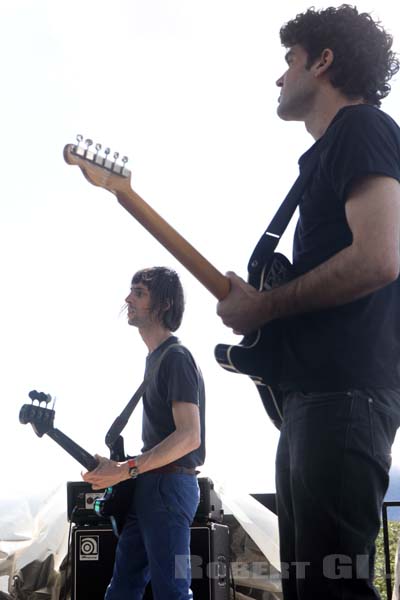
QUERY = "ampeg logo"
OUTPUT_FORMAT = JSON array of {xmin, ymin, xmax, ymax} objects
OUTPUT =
[{"xmin": 80, "ymin": 536, "xmax": 99, "ymax": 561}]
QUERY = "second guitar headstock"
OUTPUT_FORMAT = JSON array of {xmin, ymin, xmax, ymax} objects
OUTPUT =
[{"xmin": 64, "ymin": 135, "xmax": 132, "ymax": 195}]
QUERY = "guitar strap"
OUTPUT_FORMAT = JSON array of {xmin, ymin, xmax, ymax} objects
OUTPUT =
[
  {"xmin": 104, "ymin": 342, "xmax": 181, "ymax": 449},
  {"xmin": 247, "ymin": 142, "xmax": 323, "ymax": 276}
]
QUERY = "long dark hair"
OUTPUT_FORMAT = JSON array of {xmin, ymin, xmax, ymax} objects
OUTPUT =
[
  {"xmin": 280, "ymin": 5, "xmax": 399, "ymax": 106},
  {"xmin": 131, "ymin": 267, "xmax": 185, "ymax": 332}
]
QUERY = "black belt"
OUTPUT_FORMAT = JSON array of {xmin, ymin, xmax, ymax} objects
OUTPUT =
[{"xmin": 149, "ymin": 464, "xmax": 198, "ymax": 475}]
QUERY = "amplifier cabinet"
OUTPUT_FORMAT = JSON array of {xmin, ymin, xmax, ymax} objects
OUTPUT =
[
  {"xmin": 71, "ymin": 523, "xmax": 229, "ymax": 600},
  {"xmin": 196, "ymin": 477, "xmax": 224, "ymax": 523},
  {"xmin": 67, "ymin": 478, "xmax": 223, "ymax": 526},
  {"xmin": 71, "ymin": 526, "xmax": 117, "ymax": 600},
  {"xmin": 191, "ymin": 523, "xmax": 230, "ymax": 600},
  {"xmin": 67, "ymin": 481, "xmax": 108, "ymax": 526}
]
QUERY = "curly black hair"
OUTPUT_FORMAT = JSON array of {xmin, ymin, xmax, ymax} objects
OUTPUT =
[
  {"xmin": 280, "ymin": 4, "xmax": 399, "ymax": 106},
  {"xmin": 131, "ymin": 266, "xmax": 185, "ymax": 331}
]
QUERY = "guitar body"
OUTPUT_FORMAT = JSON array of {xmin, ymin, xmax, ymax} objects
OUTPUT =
[
  {"xmin": 94, "ymin": 479, "xmax": 136, "ymax": 536},
  {"xmin": 94, "ymin": 435, "xmax": 136, "ymax": 536},
  {"xmin": 214, "ymin": 253, "xmax": 294, "ymax": 429}
]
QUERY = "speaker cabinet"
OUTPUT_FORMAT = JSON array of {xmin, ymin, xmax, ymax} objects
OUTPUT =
[
  {"xmin": 190, "ymin": 523, "xmax": 230, "ymax": 600},
  {"xmin": 71, "ymin": 523, "xmax": 229, "ymax": 600},
  {"xmin": 71, "ymin": 526, "xmax": 117, "ymax": 600}
]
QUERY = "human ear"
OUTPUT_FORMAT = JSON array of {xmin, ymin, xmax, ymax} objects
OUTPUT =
[
  {"xmin": 162, "ymin": 299, "xmax": 172, "ymax": 312},
  {"xmin": 314, "ymin": 48, "xmax": 334, "ymax": 75}
]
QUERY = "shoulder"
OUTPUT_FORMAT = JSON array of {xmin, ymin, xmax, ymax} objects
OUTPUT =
[
  {"xmin": 327, "ymin": 105, "xmax": 400, "ymax": 143},
  {"xmin": 160, "ymin": 342, "xmax": 205, "ymax": 401},
  {"xmin": 335, "ymin": 104, "xmax": 397, "ymax": 124},
  {"xmin": 321, "ymin": 105, "xmax": 400, "ymax": 176},
  {"xmin": 162, "ymin": 343, "xmax": 198, "ymax": 371},
  {"xmin": 314, "ymin": 105, "xmax": 400, "ymax": 202}
]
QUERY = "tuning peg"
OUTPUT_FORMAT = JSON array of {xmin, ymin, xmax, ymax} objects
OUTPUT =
[
  {"xmin": 114, "ymin": 155, "xmax": 128, "ymax": 176},
  {"xmin": 102, "ymin": 147, "xmax": 112, "ymax": 168},
  {"xmin": 94, "ymin": 143, "xmax": 103, "ymax": 165},
  {"xmin": 121, "ymin": 156, "xmax": 129, "ymax": 175},
  {"xmin": 83, "ymin": 139, "xmax": 93, "ymax": 159},
  {"xmin": 73, "ymin": 134, "xmax": 85, "ymax": 157},
  {"xmin": 28, "ymin": 390, "xmax": 52, "ymax": 405},
  {"xmin": 112, "ymin": 151, "xmax": 120, "ymax": 172}
]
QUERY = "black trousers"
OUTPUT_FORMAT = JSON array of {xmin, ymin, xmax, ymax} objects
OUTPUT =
[{"xmin": 275, "ymin": 388, "xmax": 400, "ymax": 600}]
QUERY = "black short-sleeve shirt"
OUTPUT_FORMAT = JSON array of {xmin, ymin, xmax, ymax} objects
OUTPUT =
[
  {"xmin": 281, "ymin": 105, "xmax": 400, "ymax": 391},
  {"xmin": 141, "ymin": 336, "xmax": 206, "ymax": 468}
]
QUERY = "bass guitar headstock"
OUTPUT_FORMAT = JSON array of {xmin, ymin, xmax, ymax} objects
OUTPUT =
[
  {"xmin": 19, "ymin": 390, "xmax": 55, "ymax": 437},
  {"xmin": 64, "ymin": 135, "xmax": 132, "ymax": 196}
]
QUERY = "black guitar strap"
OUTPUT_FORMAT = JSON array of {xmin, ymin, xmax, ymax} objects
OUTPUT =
[
  {"xmin": 247, "ymin": 143, "xmax": 322, "ymax": 276},
  {"xmin": 104, "ymin": 342, "xmax": 181, "ymax": 449}
]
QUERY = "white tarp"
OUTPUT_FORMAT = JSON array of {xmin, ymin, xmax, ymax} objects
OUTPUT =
[
  {"xmin": 0, "ymin": 483, "xmax": 69, "ymax": 597},
  {"xmin": 218, "ymin": 483, "xmax": 280, "ymax": 570},
  {"xmin": 216, "ymin": 481, "xmax": 282, "ymax": 597}
]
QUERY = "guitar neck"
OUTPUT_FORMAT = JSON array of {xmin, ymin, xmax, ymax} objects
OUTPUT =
[
  {"xmin": 116, "ymin": 189, "xmax": 230, "ymax": 301},
  {"xmin": 47, "ymin": 428, "xmax": 98, "ymax": 471}
]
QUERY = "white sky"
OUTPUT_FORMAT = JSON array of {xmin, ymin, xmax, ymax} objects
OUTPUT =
[{"xmin": 2, "ymin": 0, "xmax": 400, "ymax": 497}]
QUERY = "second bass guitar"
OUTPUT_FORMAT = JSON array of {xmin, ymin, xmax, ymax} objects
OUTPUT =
[{"xmin": 19, "ymin": 391, "xmax": 134, "ymax": 536}]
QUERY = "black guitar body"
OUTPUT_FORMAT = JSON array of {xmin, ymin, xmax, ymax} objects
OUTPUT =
[
  {"xmin": 94, "ymin": 434, "xmax": 136, "ymax": 536},
  {"xmin": 94, "ymin": 478, "xmax": 136, "ymax": 536},
  {"xmin": 214, "ymin": 252, "xmax": 294, "ymax": 429}
]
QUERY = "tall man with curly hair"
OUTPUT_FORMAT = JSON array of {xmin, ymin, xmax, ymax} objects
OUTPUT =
[
  {"xmin": 83, "ymin": 267, "xmax": 206, "ymax": 600},
  {"xmin": 217, "ymin": 5, "xmax": 400, "ymax": 599}
]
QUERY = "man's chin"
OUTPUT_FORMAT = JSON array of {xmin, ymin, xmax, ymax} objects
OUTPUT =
[{"xmin": 277, "ymin": 103, "xmax": 292, "ymax": 120}]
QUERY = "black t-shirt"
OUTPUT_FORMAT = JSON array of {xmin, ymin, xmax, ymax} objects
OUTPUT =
[
  {"xmin": 281, "ymin": 104, "xmax": 400, "ymax": 391},
  {"xmin": 141, "ymin": 336, "xmax": 206, "ymax": 468}
]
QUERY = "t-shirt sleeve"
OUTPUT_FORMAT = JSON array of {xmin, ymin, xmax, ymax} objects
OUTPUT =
[
  {"xmin": 322, "ymin": 108, "xmax": 400, "ymax": 202},
  {"xmin": 160, "ymin": 349, "xmax": 200, "ymax": 407}
]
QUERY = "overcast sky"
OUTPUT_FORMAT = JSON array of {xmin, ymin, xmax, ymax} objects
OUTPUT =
[{"xmin": 2, "ymin": 0, "xmax": 400, "ymax": 497}]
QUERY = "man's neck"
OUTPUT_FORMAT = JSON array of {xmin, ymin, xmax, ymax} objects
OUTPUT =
[
  {"xmin": 305, "ymin": 89, "xmax": 365, "ymax": 140},
  {"xmin": 139, "ymin": 325, "xmax": 173, "ymax": 353}
]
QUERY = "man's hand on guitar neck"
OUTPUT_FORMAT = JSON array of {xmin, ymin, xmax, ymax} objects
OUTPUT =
[
  {"xmin": 217, "ymin": 271, "xmax": 274, "ymax": 334},
  {"xmin": 82, "ymin": 454, "xmax": 133, "ymax": 490}
]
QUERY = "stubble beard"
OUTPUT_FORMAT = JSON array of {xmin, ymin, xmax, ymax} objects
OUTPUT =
[
  {"xmin": 277, "ymin": 85, "xmax": 315, "ymax": 122},
  {"xmin": 127, "ymin": 309, "xmax": 155, "ymax": 329}
]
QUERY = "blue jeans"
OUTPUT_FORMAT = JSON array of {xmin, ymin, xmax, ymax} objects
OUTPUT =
[
  {"xmin": 105, "ymin": 473, "xmax": 200, "ymax": 600},
  {"xmin": 276, "ymin": 388, "xmax": 400, "ymax": 600}
]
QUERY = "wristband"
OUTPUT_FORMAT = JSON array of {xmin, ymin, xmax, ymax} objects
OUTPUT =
[{"xmin": 128, "ymin": 456, "xmax": 139, "ymax": 479}]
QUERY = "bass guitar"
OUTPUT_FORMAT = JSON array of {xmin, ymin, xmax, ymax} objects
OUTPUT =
[
  {"xmin": 19, "ymin": 391, "xmax": 134, "ymax": 536},
  {"xmin": 64, "ymin": 136, "xmax": 293, "ymax": 428}
]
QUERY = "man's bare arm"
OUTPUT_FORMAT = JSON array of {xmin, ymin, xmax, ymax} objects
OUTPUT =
[
  {"xmin": 82, "ymin": 402, "xmax": 200, "ymax": 489},
  {"xmin": 137, "ymin": 401, "xmax": 201, "ymax": 472},
  {"xmin": 217, "ymin": 175, "xmax": 400, "ymax": 334}
]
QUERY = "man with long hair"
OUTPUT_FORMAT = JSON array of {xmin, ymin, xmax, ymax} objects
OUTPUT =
[
  {"xmin": 217, "ymin": 5, "xmax": 400, "ymax": 599},
  {"xmin": 83, "ymin": 267, "xmax": 205, "ymax": 600}
]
